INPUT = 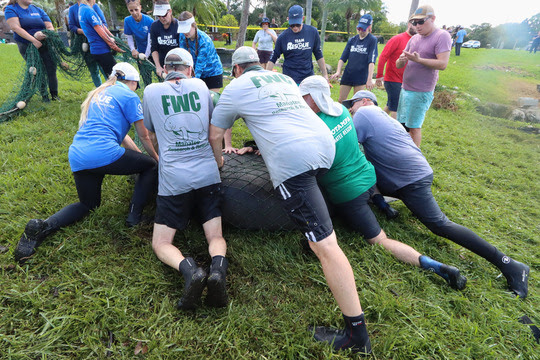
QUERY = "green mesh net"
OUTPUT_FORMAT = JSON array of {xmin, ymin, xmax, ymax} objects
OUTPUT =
[{"xmin": 0, "ymin": 30, "xmax": 159, "ymax": 122}]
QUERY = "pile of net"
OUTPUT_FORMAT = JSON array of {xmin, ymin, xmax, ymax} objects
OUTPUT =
[
  {"xmin": 0, "ymin": 30, "xmax": 158, "ymax": 123},
  {"xmin": 220, "ymin": 153, "xmax": 295, "ymax": 231}
]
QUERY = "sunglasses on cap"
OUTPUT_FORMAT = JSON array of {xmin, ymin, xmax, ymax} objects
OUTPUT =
[
  {"xmin": 289, "ymin": 24, "xmax": 301, "ymax": 28},
  {"xmin": 410, "ymin": 17, "xmax": 430, "ymax": 26}
]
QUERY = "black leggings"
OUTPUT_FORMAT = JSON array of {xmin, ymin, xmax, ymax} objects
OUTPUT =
[
  {"xmin": 17, "ymin": 42, "xmax": 58, "ymax": 96},
  {"xmin": 47, "ymin": 150, "xmax": 157, "ymax": 229},
  {"xmin": 91, "ymin": 52, "xmax": 117, "ymax": 78}
]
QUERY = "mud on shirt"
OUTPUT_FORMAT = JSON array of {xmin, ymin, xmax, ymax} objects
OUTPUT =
[{"xmin": 143, "ymin": 78, "xmax": 220, "ymax": 196}]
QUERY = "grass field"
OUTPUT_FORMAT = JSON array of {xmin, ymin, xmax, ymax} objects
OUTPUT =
[{"xmin": 0, "ymin": 41, "xmax": 539, "ymax": 359}]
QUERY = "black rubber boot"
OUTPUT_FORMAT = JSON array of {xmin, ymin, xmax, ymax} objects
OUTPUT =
[
  {"xmin": 312, "ymin": 313, "xmax": 372, "ymax": 355},
  {"xmin": 177, "ymin": 257, "xmax": 207, "ymax": 310},
  {"xmin": 500, "ymin": 258, "xmax": 529, "ymax": 299},
  {"xmin": 14, "ymin": 219, "xmax": 49, "ymax": 264},
  {"xmin": 206, "ymin": 256, "xmax": 228, "ymax": 308},
  {"xmin": 440, "ymin": 264, "xmax": 468, "ymax": 290}
]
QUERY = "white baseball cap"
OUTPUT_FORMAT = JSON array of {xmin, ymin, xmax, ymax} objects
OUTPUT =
[
  {"xmin": 299, "ymin": 75, "xmax": 343, "ymax": 117},
  {"xmin": 112, "ymin": 62, "xmax": 140, "ymax": 82},
  {"xmin": 165, "ymin": 48, "xmax": 194, "ymax": 67}
]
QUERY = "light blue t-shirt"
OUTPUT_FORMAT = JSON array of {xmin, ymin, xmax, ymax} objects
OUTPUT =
[
  {"xmin": 456, "ymin": 29, "xmax": 467, "ymax": 43},
  {"xmin": 68, "ymin": 83, "xmax": 143, "ymax": 172},
  {"xmin": 123, "ymin": 14, "xmax": 154, "ymax": 53},
  {"xmin": 78, "ymin": 3, "xmax": 109, "ymax": 54},
  {"xmin": 253, "ymin": 28, "xmax": 276, "ymax": 51},
  {"xmin": 179, "ymin": 29, "xmax": 223, "ymax": 79},
  {"xmin": 352, "ymin": 105, "xmax": 433, "ymax": 194}
]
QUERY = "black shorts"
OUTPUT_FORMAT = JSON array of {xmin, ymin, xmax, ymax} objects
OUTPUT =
[
  {"xmin": 202, "ymin": 73, "xmax": 223, "ymax": 90},
  {"xmin": 384, "ymin": 81, "xmax": 402, "ymax": 112},
  {"xmin": 334, "ymin": 186, "xmax": 382, "ymax": 239},
  {"xmin": 257, "ymin": 50, "xmax": 273, "ymax": 64},
  {"xmin": 275, "ymin": 170, "xmax": 333, "ymax": 242},
  {"xmin": 155, "ymin": 183, "xmax": 222, "ymax": 230}
]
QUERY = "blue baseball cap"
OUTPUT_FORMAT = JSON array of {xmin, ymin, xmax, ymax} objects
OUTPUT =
[
  {"xmin": 288, "ymin": 5, "xmax": 303, "ymax": 25},
  {"xmin": 260, "ymin": 17, "xmax": 270, "ymax": 25},
  {"xmin": 357, "ymin": 14, "xmax": 373, "ymax": 30}
]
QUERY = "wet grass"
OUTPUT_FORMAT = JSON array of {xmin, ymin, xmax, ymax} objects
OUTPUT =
[{"xmin": 0, "ymin": 43, "xmax": 538, "ymax": 359}]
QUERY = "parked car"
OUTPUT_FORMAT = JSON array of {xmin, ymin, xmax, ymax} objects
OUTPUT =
[{"xmin": 462, "ymin": 40, "xmax": 481, "ymax": 48}]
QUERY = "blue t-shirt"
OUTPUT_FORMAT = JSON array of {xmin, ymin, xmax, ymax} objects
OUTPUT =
[
  {"xmin": 456, "ymin": 29, "xmax": 467, "ymax": 43},
  {"xmin": 68, "ymin": 82, "xmax": 144, "ymax": 172},
  {"xmin": 340, "ymin": 33, "xmax": 378, "ymax": 85},
  {"xmin": 269, "ymin": 25, "xmax": 324, "ymax": 84},
  {"xmin": 179, "ymin": 29, "xmax": 223, "ymax": 79},
  {"xmin": 4, "ymin": 3, "xmax": 51, "ymax": 44},
  {"xmin": 123, "ymin": 14, "xmax": 154, "ymax": 53},
  {"xmin": 352, "ymin": 105, "xmax": 433, "ymax": 194},
  {"xmin": 68, "ymin": 3, "xmax": 106, "ymax": 34},
  {"xmin": 78, "ymin": 3, "xmax": 109, "ymax": 54}
]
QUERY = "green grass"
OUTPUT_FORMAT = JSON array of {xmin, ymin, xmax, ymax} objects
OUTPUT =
[{"xmin": 1, "ymin": 43, "xmax": 539, "ymax": 359}]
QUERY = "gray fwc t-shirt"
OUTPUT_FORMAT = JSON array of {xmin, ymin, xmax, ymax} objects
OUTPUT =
[
  {"xmin": 352, "ymin": 105, "xmax": 433, "ymax": 194},
  {"xmin": 143, "ymin": 78, "xmax": 220, "ymax": 196},
  {"xmin": 211, "ymin": 68, "xmax": 335, "ymax": 187}
]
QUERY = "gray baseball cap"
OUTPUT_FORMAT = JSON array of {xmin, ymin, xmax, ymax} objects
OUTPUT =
[
  {"xmin": 231, "ymin": 46, "xmax": 260, "ymax": 67},
  {"xmin": 342, "ymin": 90, "xmax": 378, "ymax": 108}
]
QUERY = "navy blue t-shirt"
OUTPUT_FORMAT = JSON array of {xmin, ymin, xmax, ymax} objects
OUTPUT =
[
  {"xmin": 269, "ymin": 25, "xmax": 323, "ymax": 84},
  {"xmin": 4, "ymin": 3, "xmax": 51, "ymax": 44},
  {"xmin": 150, "ymin": 19, "xmax": 179, "ymax": 67},
  {"xmin": 340, "ymin": 33, "xmax": 378, "ymax": 86}
]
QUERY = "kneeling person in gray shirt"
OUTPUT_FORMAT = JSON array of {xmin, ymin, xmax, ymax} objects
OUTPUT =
[{"xmin": 143, "ymin": 48, "xmax": 229, "ymax": 310}]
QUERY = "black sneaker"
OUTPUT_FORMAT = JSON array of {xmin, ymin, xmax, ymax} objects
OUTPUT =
[
  {"xmin": 311, "ymin": 326, "xmax": 372, "ymax": 355},
  {"xmin": 14, "ymin": 219, "xmax": 47, "ymax": 264},
  {"xmin": 383, "ymin": 205, "xmax": 400, "ymax": 220},
  {"xmin": 177, "ymin": 267, "xmax": 207, "ymax": 310},
  {"xmin": 502, "ymin": 259, "xmax": 529, "ymax": 299},
  {"xmin": 440, "ymin": 264, "xmax": 467, "ymax": 290},
  {"xmin": 206, "ymin": 270, "xmax": 228, "ymax": 308},
  {"xmin": 42, "ymin": 95, "xmax": 50, "ymax": 103}
]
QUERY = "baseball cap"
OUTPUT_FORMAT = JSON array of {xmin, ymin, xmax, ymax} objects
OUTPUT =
[
  {"xmin": 153, "ymin": 3, "xmax": 170, "ymax": 17},
  {"xmin": 177, "ymin": 16, "xmax": 195, "ymax": 34},
  {"xmin": 288, "ymin": 5, "xmax": 303, "ymax": 25},
  {"xmin": 165, "ymin": 48, "xmax": 193, "ymax": 67},
  {"xmin": 299, "ymin": 76, "xmax": 343, "ymax": 117},
  {"xmin": 409, "ymin": 5, "xmax": 435, "ymax": 20},
  {"xmin": 342, "ymin": 90, "xmax": 378, "ymax": 108},
  {"xmin": 357, "ymin": 14, "xmax": 373, "ymax": 30},
  {"xmin": 232, "ymin": 46, "xmax": 260, "ymax": 67},
  {"xmin": 112, "ymin": 62, "xmax": 140, "ymax": 82},
  {"xmin": 260, "ymin": 17, "xmax": 270, "ymax": 25}
]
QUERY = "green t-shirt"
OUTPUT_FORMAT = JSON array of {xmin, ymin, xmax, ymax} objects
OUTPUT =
[{"xmin": 318, "ymin": 105, "xmax": 376, "ymax": 204}]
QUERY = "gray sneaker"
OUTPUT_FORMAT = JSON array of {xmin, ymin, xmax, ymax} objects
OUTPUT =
[{"xmin": 14, "ymin": 219, "xmax": 47, "ymax": 264}]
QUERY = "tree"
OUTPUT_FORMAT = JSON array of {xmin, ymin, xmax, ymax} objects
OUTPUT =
[
  {"xmin": 170, "ymin": 0, "xmax": 223, "ymax": 25},
  {"xmin": 306, "ymin": 0, "xmax": 313, "ymax": 26},
  {"xmin": 468, "ymin": 23, "xmax": 492, "ymax": 48},
  {"xmin": 408, "ymin": 0, "xmax": 419, "ymax": 18},
  {"xmin": 236, "ymin": 0, "xmax": 250, "ymax": 48}
]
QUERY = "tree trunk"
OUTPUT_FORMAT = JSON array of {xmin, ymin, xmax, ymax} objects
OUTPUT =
[
  {"xmin": 236, "ymin": 0, "xmax": 250, "ymax": 48},
  {"xmin": 320, "ymin": 0, "xmax": 329, "ymax": 50},
  {"xmin": 409, "ymin": 0, "xmax": 419, "ymax": 18},
  {"xmin": 107, "ymin": 0, "xmax": 118, "ymax": 29},
  {"xmin": 305, "ymin": 0, "xmax": 313, "ymax": 26},
  {"xmin": 54, "ymin": 0, "xmax": 65, "ymax": 29}
]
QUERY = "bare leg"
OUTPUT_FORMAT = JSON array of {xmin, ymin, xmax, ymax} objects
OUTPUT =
[
  {"xmin": 202, "ymin": 216, "xmax": 227, "ymax": 257},
  {"xmin": 337, "ymin": 85, "xmax": 352, "ymax": 103},
  {"xmin": 366, "ymin": 229, "xmax": 421, "ymax": 266},
  {"xmin": 389, "ymin": 111, "xmax": 397, "ymax": 119},
  {"xmin": 409, "ymin": 128, "xmax": 422, "ymax": 147},
  {"xmin": 152, "ymin": 223, "xmax": 183, "ymax": 270},
  {"xmin": 309, "ymin": 231, "xmax": 362, "ymax": 317}
]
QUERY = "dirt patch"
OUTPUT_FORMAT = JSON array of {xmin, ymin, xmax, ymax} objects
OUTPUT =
[
  {"xmin": 475, "ymin": 65, "xmax": 531, "ymax": 76},
  {"xmin": 507, "ymin": 81, "xmax": 540, "ymax": 104}
]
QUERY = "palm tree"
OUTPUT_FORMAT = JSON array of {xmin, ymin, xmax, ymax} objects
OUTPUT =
[
  {"xmin": 236, "ymin": 0, "xmax": 250, "ymax": 48},
  {"xmin": 170, "ymin": 0, "xmax": 222, "ymax": 25}
]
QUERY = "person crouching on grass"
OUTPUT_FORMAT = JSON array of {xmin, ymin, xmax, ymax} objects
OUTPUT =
[
  {"xmin": 14, "ymin": 63, "xmax": 159, "ymax": 264},
  {"xmin": 142, "ymin": 49, "xmax": 228, "ymax": 310}
]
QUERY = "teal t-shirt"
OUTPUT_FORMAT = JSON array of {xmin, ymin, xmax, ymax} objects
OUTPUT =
[{"xmin": 318, "ymin": 105, "xmax": 376, "ymax": 204}]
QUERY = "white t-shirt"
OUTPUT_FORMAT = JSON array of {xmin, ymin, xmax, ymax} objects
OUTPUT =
[
  {"xmin": 253, "ymin": 29, "xmax": 276, "ymax": 51},
  {"xmin": 143, "ymin": 78, "xmax": 220, "ymax": 196},
  {"xmin": 211, "ymin": 67, "xmax": 335, "ymax": 187}
]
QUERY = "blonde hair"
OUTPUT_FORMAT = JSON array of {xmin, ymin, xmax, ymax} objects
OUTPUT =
[{"xmin": 79, "ymin": 76, "xmax": 120, "ymax": 128}]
